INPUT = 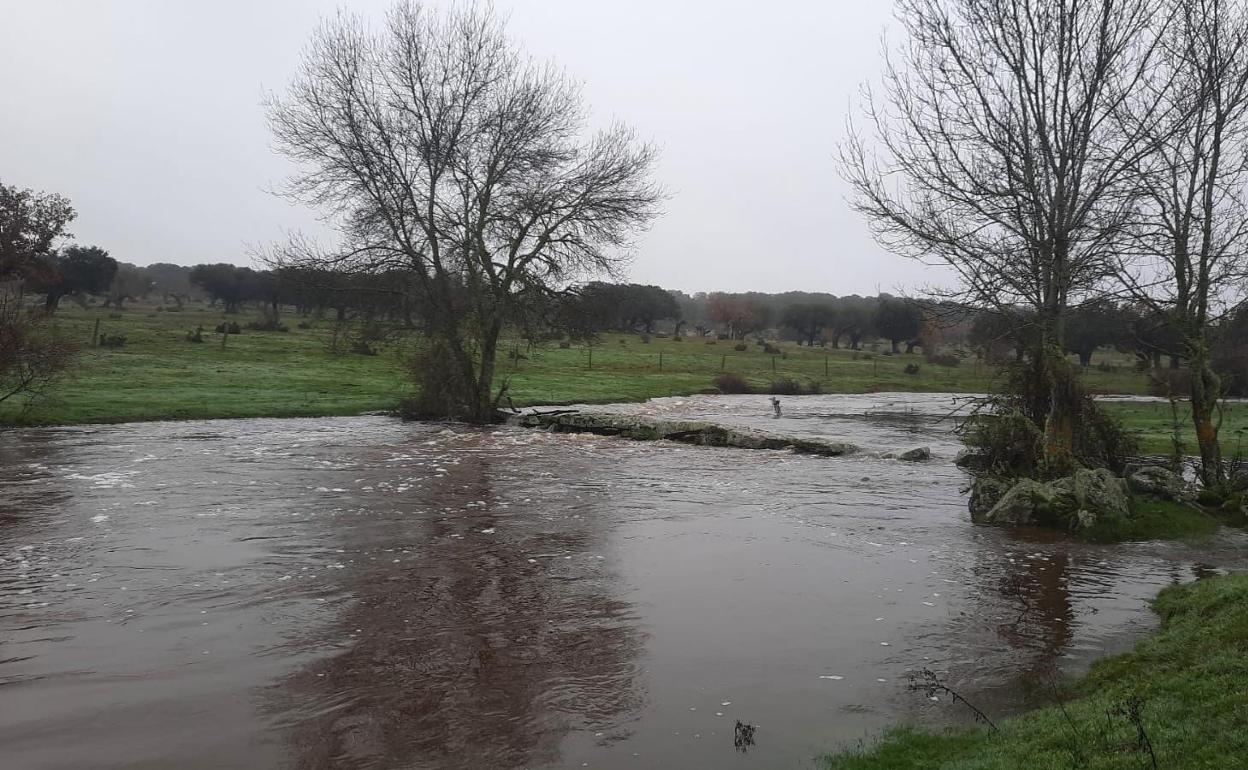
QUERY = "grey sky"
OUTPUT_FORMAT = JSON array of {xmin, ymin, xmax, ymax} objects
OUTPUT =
[{"xmin": 0, "ymin": 0, "xmax": 934, "ymax": 295}]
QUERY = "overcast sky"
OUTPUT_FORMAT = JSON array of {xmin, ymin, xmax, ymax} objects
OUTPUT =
[{"xmin": 0, "ymin": 0, "xmax": 938, "ymax": 295}]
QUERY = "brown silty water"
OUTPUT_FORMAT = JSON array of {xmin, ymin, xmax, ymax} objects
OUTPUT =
[{"xmin": 1, "ymin": 393, "xmax": 1244, "ymax": 769}]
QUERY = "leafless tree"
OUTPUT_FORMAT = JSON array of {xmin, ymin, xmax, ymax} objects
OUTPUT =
[
  {"xmin": 841, "ymin": 0, "xmax": 1171, "ymax": 467},
  {"xmin": 1114, "ymin": 0, "xmax": 1248, "ymax": 487},
  {"xmin": 266, "ymin": 2, "xmax": 662, "ymax": 422}
]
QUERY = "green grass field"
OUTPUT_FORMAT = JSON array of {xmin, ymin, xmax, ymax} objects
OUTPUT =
[
  {"xmin": 3, "ymin": 301, "xmax": 1246, "ymax": 456},
  {"xmin": 823, "ymin": 573, "xmax": 1248, "ymax": 769}
]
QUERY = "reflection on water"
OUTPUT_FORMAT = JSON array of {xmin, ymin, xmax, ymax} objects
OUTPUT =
[{"xmin": 1, "ymin": 394, "xmax": 1245, "ymax": 769}]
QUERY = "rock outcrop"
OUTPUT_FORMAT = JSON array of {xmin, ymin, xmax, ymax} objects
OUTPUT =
[
  {"xmin": 511, "ymin": 410, "xmax": 858, "ymax": 456},
  {"xmin": 896, "ymin": 446, "xmax": 931, "ymax": 462},
  {"xmin": 1126, "ymin": 465, "xmax": 1189, "ymax": 502},
  {"xmin": 974, "ymin": 468, "xmax": 1131, "ymax": 532}
]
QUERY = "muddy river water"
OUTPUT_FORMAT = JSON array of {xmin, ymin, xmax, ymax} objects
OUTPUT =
[{"xmin": 2, "ymin": 393, "xmax": 1245, "ymax": 769}]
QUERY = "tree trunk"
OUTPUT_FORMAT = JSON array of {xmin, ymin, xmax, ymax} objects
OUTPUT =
[
  {"xmin": 470, "ymin": 320, "xmax": 503, "ymax": 423},
  {"xmin": 1189, "ymin": 349, "xmax": 1226, "ymax": 488},
  {"xmin": 890, "ymin": 339, "xmax": 900, "ymax": 354},
  {"xmin": 1078, "ymin": 351, "xmax": 1092, "ymax": 367},
  {"xmin": 1169, "ymin": 354, "xmax": 1181, "ymax": 370},
  {"xmin": 1041, "ymin": 305, "xmax": 1076, "ymax": 473}
]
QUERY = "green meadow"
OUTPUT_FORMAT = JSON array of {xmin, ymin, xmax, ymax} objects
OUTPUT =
[{"xmin": 4, "ymin": 301, "xmax": 1245, "ymax": 458}]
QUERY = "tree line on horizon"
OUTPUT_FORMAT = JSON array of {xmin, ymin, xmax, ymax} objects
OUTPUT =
[{"xmin": 12, "ymin": 226, "xmax": 1247, "ymax": 394}]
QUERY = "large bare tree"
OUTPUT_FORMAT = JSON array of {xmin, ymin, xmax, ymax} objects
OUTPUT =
[
  {"xmin": 267, "ymin": 2, "xmax": 662, "ymax": 422},
  {"xmin": 1115, "ymin": 0, "xmax": 1248, "ymax": 487},
  {"xmin": 841, "ymin": 0, "xmax": 1170, "ymax": 467}
]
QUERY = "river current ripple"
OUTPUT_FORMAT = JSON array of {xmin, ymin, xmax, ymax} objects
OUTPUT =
[{"xmin": 2, "ymin": 393, "xmax": 1244, "ymax": 769}]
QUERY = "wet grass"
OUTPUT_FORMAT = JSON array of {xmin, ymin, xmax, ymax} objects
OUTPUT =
[
  {"xmin": 1098, "ymin": 400, "xmax": 1248, "ymax": 459},
  {"xmin": 1083, "ymin": 498, "xmax": 1221, "ymax": 543},
  {"xmin": 823, "ymin": 572, "xmax": 1248, "ymax": 770},
  {"xmin": 4, "ymin": 300, "xmax": 1243, "ymax": 446}
]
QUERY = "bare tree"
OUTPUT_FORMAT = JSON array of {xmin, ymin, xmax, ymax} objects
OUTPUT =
[
  {"xmin": 1115, "ymin": 0, "xmax": 1248, "ymax": 487},
  {"xmin": 266, "ymin": 2, "xmax": 662, "ymax": 422},
  {"xmin": 841, "ymin": 0, "xmax": 1170, "ymax": 468}
]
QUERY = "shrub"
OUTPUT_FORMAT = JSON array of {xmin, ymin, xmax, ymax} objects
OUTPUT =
[
  {"xmin": 186, "ymin": 327, "xmax": 204, "ymax": 343},
  {"xmin": 713, "ymin": 372, "xmax": 753, "ymax": 394},
  {"xmin": 558, "ymin": 340, "xmax": 571, "ymax": 349},
  {"xmin": 99, "ymin": 334, "xmax": 126, "ymax": 348},
  {"xmin": 763, "ymin": 343, "xmax": 781, "ymax": 355},
  {"xmin": 904, "ymin": 363, "xmax": 921, "ymax": 375},
  {"xmin": 733, "ymin": 342, "xmax": 748, "ymax": 352},
  {"xmin": 297, "ymin": 320, "xmax": 313, "ymax": 330},
  {"xmin": 963, "ymin": 357, "xmax": 1139, "ymax": 478},
  {"xmin": 927, "ymin": 352, "xmax": 961, "ymax": 367},
  {"xmin": 640, "ymin": 334, "xmax": 651, "ymax": 344},
  {"xmin": 214, "ymin": 321, "xmax": 241, "ymax": 335},
  {"xmin": 1096, "ymin": 361, "xmax": 1117, "ymax": 373},
  {"xmin": 350, "ymin": 339, "xmax": 378, "ymax": 356},
  {"xmin": 768, "ymin": 378, "xmax": 821, "ymax": 395},
  {"xmin": 672, "ymin": 336, "xmax": 683, "ymax": 342},
  {"xmin": 705, "ymin": 340, "xmax": 717, "ymax": 345},
  {"xmin": 246, "ymin": 318, "xmax": 289, "ymax": 332},
  {"xmin": 399, "ymin": 339, "xmax": 475, "ymax": 419}
]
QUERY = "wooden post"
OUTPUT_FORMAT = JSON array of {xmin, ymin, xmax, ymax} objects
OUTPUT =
[
  {"xmin": 659, "ymin": 352, "xmax": 663, "ymax": 372},
  {"xmin": 587, "ymin": 346, "xmax": 592, "ymax": 370},
  {"xmin": 772, "ymin": 356, "xmax": 777, "ymax": 373},
  {"xmin": 91, "ymin": 318, "xmax": 101, "ymax": 347},
  {"xmin": 221, "ymin": 328, "xmax": 228, "ymax": 349},
  {"xmin": 721, "ymin": 354, "xmax": 726, "ymax": 371},
  {"xmin": 824, "ymin": 354, "xmax": 829, "ymax": 377}
]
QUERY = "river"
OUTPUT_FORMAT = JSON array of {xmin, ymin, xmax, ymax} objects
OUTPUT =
[{"xmin": 2, "ymin": 393, "xmax": 1244, "ymax": 769}]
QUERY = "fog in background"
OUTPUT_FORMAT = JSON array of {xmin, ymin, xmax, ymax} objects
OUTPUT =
[{"xmin": 0, "ymin": 0, "xmax": 942, "ymax": 294}]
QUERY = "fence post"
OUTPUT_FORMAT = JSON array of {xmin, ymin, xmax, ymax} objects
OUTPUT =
[
  {"xmin": 824, "ymin": 354, "xmax": 829, "ymax": 377},
  {"xmin": 92, "ymin": 317, "xmax": 101, "ymax": 347},
  {"xmin": 659, "ymin": 352, "xmax": 663, "ymax": 372},
  {"xmin": 721, "ymin": 354, "xmax": 726, "ymax": 372},
  {"xmin": 772, "ymin": 356, "xmax": 777, "ymax": 373},
  {"xmin": 588, "ymin": 346, "xmax": 592, "ymax": 370}
]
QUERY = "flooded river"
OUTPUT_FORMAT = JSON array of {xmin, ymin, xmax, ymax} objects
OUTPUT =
[{"xmin": 2, "ymin": 394, "xmax": 1245, "ymax": 769}]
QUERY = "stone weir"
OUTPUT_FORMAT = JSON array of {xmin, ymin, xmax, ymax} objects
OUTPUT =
[{"xmin": 510, "ymin": 410, "xmax": 858, "ymax": 457}]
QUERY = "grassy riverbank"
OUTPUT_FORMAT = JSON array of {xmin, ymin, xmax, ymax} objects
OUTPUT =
[
  {"xmin": 824, "ymin": 572, "xmax": 1248, "ymax": 770},
  {"xmin": 3, "ymin": 302, "xmax": 1246, "ymax": 456}
]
